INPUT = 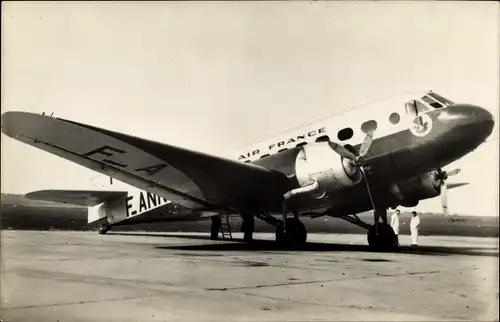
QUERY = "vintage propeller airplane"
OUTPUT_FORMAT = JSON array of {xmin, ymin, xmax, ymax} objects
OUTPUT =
[{"xmin": 1, "ymin": 90, "xmax": 494, "ymax": 250}]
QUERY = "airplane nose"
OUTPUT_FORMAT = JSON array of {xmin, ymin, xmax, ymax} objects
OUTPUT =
[{"xmin": 447, "ymin": 104, "xmax": 495, "ymax": 140}]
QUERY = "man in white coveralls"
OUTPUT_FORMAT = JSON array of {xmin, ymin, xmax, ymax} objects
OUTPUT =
[
  {"xmin": 410, "ymin": 211, "xmax": 421, "ymax": 246},
  {"xmin": 390, "ymin": 209, "xmax": 400, "ymax": 246}
]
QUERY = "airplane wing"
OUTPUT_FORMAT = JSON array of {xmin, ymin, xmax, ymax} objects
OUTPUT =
[
  {"xmin": 25, "ymin": 190, "xmax": 128, "ymax": 207},
  {"xmin": 1, "ymin": 112, "xmax": 293, "ymax": 213}
]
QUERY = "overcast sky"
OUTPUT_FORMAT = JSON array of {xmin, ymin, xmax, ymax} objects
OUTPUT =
[{"xmin": 1, "ymin": 1, "xmax": 499, "ymax": 216}]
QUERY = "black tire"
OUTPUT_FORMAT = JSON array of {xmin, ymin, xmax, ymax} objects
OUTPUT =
[
  {"xmin": 275, "ymin": 219, "xmax": 307, "ymax": 249},
  {"xmin": 98, "ymin": 224, "xmax": 108, "ymax": 235},
  {"xmin": 367, "ymin": 223, "xmax": 397, "ymax": 251}
]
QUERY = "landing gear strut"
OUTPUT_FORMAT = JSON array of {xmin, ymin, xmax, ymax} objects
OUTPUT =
[
  {"xmin": 210, "ymin": 216, "xmax": 221, "ymax": 240},
  {"xmin": 275, "ymin": 201, "xmax": 308, "ymax": 248},
  {"xmin": 275, "ymin": 218, "xmax": 307, "ymax": 248},
  {"xmin": 241, "ymin": 215, "xmax": 254, "ymax": 242}
]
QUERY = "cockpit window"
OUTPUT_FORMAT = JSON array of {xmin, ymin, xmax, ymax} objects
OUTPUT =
[
  {"xmin": 421, "ymin": 95, "xmax": 443, "ymax": 109},
  {"xmin": 427, "ymin": 92, "xmax": 454, "ymax": 107},
  {"xmin": 405, "ymin": 100, "xmax": 429, "ymax": 117}
]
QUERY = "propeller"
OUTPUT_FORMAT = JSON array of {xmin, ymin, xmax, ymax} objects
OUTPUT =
[
  {"xmin": 434, "ymin": 168, "xmax": 461, "ymax": 217},
  {"xmin": 328, "ymin": 131, "xmax": 376, "ymax": 211}
]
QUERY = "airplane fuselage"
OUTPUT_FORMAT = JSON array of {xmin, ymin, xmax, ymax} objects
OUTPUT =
[
  {"xmin": 114, "ymin": 91, "xmax": 494, "ymax": 223},
  {"xmin": 233, "ymin": 91, "xmax": 494, "ymax": 215},
  {"xmin": 2, "ymin": 91, "xmax": 494, "ymax": 229}
]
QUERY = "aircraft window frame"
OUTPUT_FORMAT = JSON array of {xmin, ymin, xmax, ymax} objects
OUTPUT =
[
  {"xmin": 361, "ymin": 120, "xmax": 378, "ymax": 133},
  {"xmin": 421, "ymin": 95, "xmax": 443, "ymax": 109},
  {"xmin": 405, "ymin": 100, "xmax": 429, "ymax": 117},
  {"xmin": 389, "ymin": 112, "xmax": 400, "ymax": 124},
  {"xmin": 337, "ymin": 128, "xmax": 354, "ymax": 141},
  {"xmin": 315, "ymin": 135, "xmax": 330, "ymax": 143},
  {"xmin": 427, "ymin": 92, "xmax": 454, "ymax": 107}
]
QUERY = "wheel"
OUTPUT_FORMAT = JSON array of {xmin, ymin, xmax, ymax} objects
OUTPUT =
[
  {"xmin": 275, "ymin": 219, "xmax": 307, "ymax": 249},
  {"xmin": 367, "ymin": 223, "xmax": 397, "ymax": 251},
  {"xmin": 98, "ymin": 224, "xmax": 109, "ymax": 235}
]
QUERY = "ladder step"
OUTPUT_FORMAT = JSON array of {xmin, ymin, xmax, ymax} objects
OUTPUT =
[{"xmin": 220, "ymin": 216, "xmax": 232, "ymax": 240}]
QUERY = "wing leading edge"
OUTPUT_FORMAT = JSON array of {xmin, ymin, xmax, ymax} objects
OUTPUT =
[{"xmin": 1, "ymin": 112, "xmax": 293, "ymax": 213}]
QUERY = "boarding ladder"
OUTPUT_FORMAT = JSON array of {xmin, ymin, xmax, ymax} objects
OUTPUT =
[{"xmin": 220, "ymin": 215, "xmax": 233, "ymax": 240}]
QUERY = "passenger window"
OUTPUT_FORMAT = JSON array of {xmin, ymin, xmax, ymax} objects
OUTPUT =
[
  {"xmin": 337, "ymin": 128, "xmax": 353, "ymax": 141},
  {"xmin": 278, "ymin": 148, "xmax": 288, "ymax": 153},
  {"xmin": 389, "ymin": 112, "xmax": 400, "ymax": 124},
  {"xmin": 296, "ymin": 142, "xmax": 308, "ymax": 148},
  {"xmin": 361, "ymin": 120, "xmax": 378, "ymax": 133},
  {"xmin": 260, "ymin": 154, "xmax": 270, "ymax": 159},
  {"xmin": 244, "ymin": 160, "xmax": 251, "ymax": 163},
  {"xmin": 315, "ymin": 135, "xmax": 330, "ymax": 143}
]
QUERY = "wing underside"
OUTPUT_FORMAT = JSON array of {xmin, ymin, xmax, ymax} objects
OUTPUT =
[{"xmin": 2, "ymin": 112, "xmax": 292, "ymax": 213}]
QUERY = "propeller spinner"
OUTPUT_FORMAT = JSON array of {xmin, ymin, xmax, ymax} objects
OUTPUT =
[{"xmin": 328, "ymin": 131, "xmax": 377, "ymax": 210}]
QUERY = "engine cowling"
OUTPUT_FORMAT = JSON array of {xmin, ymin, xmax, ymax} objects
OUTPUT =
[
  {"xmin": 389, "ymin": 171, "xmax": 441, "ymax": 206},
  {"xmin": 294, "ymin": 142, "xmax": 362, "ymax": 198}
]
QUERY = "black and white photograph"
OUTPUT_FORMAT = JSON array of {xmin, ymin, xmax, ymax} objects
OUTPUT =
[{"xmin": 1, "ymin": 1, "xmax": 499, "ymax": 321}]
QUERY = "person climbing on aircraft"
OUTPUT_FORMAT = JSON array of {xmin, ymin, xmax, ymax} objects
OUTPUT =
[
  {"xmin": 390, "ymin": 209, "xmax": 400, "ymax": 246},
  {"xmin": 410, "ymin": 211, "xmax": 421, "ymax": 246}
]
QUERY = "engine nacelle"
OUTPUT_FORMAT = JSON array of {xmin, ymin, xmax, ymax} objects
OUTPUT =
[
  {"xmin": 389, "ymin": 171, "xmax": 441, "ymax": 206},
  {"xmin": 294, "ymin": 142, "xmax": 362, "ymax": 198}
]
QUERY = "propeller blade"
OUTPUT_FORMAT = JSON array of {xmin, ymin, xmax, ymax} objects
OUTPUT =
[
  {"xmin": 441, "ymin": 182, "xmax": 448, "ymax": 217},
  {"xmin": 328, "ymin": 142, "xmax": 357, "ymax": 160},
  {"xmin": 446, "ymin": 168, "xmax": 461, "ymax": 177},
  {"xmin": 447, "ymin": 182, "xmax": 468, "ymax": 189},
  {"xmin": 358, "ymin": 131, "xmax": 374, "ymax": 157},
  {"xmin": 360, "ymin": 167, "xmax": 376, "ymax": 212}
]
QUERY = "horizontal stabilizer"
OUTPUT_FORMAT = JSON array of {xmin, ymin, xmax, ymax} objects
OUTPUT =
[{"xmin": 25, "ymin": 190, "xmax": 127, "ymax": 207}]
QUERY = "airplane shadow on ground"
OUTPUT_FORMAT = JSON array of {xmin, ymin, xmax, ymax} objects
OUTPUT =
[{"xmin": 109, "ymin": 232, "xmax": 499, "ymax": 258}]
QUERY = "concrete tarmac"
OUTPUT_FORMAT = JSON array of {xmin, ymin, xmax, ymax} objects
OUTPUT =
[{"xmin": 1, "ymin": 231, "xmax": 498, "ymax": 321}]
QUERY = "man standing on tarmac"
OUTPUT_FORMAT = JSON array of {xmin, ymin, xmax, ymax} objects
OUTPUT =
[
  {"xmin": 390, "ymin": 209, "xmax": 400, "ymax": 246},
  {"xmin": 410, "ymin": 211, "xmax": 421, "ymax": 246}
]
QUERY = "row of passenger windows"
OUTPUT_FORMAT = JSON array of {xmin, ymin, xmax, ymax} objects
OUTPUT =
[
  {"xmin": 244, "ymin": 112, "xmax": 403, "ymax": 162},
  {"xmin": 246, "ymin": 93, "xmax": 453, "ymax": 162}
]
